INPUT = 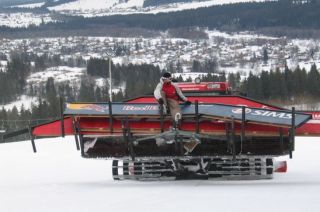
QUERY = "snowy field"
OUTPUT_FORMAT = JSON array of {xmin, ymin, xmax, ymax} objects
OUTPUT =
[{"xmin": 0, "ymin": 136, "xmax": 320, "ymax": 212}]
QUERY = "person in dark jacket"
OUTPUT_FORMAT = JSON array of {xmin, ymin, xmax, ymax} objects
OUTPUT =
[{"xmin": 154, "ymin": 72, "xmax": 191, "ymax": 121}]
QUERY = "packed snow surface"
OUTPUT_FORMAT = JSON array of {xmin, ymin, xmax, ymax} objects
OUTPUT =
[{"xmin": 0, "ymin": 136, "xmax": 319, "ymax": 212}]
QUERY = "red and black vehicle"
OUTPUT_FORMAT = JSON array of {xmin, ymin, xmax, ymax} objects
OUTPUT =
[{"xmin": 2, "ymin": 80, "xmax": 319, "ymax": 180}]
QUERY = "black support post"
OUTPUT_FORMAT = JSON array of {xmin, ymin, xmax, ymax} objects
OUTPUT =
[
  {"xmin": 174, "ymin": 130, "xmax": 179, "ymax": 156},
  {"xmin": 160, "ymin": 104, "xmax": 164, "ymax": 133},
  {"xmin": 231, "ymin": 116, "xmax": 236, "ymax": 161},
  {"xmin": 122, "ymin": 120, "xmax": 128, "ymax": 154},
  {"xmin": 225, "ymin": 122, "xmax": 230, "ymax": 153},
  {"xmin": 290, "ymin": 107, "xmax": 295, "ymax": 159},
  {"xmin": 108, "ymin": 101, "xmax": 113, "ymax": 134},
  {"xmin": 240, "ymin": 106, "xmax": 246, "ymax": 154},
  {"xmin": 72, "ymin": 117, "xmax": 80, "ymax": 151},
  {"xmin": 179, "ymin": 133, "xmax": 184, "ymax": 156},
  {"xmin": 59, "ymin": 96, "xmax": 65, "ymax": 138},
  {"xmin": 123, "ymin": 117, "xmax": 135, "ymax": 160},
  {"xmin": 75, "ymin": 120, "xmax": 84, "ymax": 156},
  {"xmin": 127, "ymin": 125, "xmax": 135, "ymax": 161},
  {"xmin": 195, "ymin": 100, "xmax": 199, "ymax": 134},
  {"xmin": 79, "ymin": 134, "xmax": 84, "ymax": 157},
  {"xmin": 28, "ymin": 125, "xmax": 37, "ymax": 153}
]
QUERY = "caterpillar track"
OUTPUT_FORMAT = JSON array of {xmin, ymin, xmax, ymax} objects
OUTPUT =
[{"xmin": 112, "ymin": 157, "xmax": 274, "ymax": 181}]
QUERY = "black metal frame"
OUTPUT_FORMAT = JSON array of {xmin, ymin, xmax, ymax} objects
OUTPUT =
[
  {"xmin": 240, "ymin": 106, "xmax": 246, "ymax": 154},
  {"xmin": 0, "ymin": 102, "xmax": 299, "ymax": 159},
  {"xmin": 28, "ymin": 125, "xmax": 37, "ymax": 153},
  {"xmin": 122, "ymin": 117, "xmax": 135, "ymax": 160},
  {"xmin": 195, "ymin": 100, "xmax": 200, "ymax": 134},
  {"xmin": 59, "ymin": 96, "xmax": 65, "ymax": 138},
  {"xmin": 290, "ymin": 107, "xmax": 295, "ymax": 159},
  {"xmin": 160, "ymin": 104, "xmax": 164, "ymax": 133},
  {"xmin": 108, "ymin": 101, "xmax": 114, "ymax": 134},
  {"xmin": 72, "ymin": 116, "xmax": 80, "ymax": 151}
]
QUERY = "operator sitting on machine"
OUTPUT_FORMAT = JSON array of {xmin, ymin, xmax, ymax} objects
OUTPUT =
[{"xmin": 154, "ymin": 72, "xmax": 191, "ymax": 123}]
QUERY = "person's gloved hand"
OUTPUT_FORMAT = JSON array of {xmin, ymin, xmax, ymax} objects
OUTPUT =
[
  {"xmin": 185, "ymin": 100, "xmax": 192, "ymax": 105},
  {"xmin": 158, "ymin": 98, "xmax": 164, "ymax": 104}
]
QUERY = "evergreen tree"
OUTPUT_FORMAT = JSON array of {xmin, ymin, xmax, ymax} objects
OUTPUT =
[
  {"xmin": 45, "ymin": 77, "xmax": 59, "ymax": 117},
  {"xmin": 8, "ymin": 106, "xmax": 19, "ymax": 130},
  {"xmin": 284, "ymin": 66, "xmax": 294, "ymax": 99},
  {"xmin": 293, "ymin": 66, "xmax": 308, "ymax": 96},
  {"xmin": 65, "ymin": 83, "xmax": 75, "ymax": 102},
  {"xmin": 176, "ymin": 61, "xmax": 183, "ymax": 73},
  {"xmin": 260, "ymin": 71, "xmax": 270, "ymax": 100},
  {"xmin": 244, "ymin": 72, "xmax": 263, "ymax": 99},
  {"xmin": 271, "ymin": 69, "xmax": 285, "ymax": 99},
  {"xmin": 0, "ymin": 107, "xmax": 8, "ymax": 131},
  {"xmin": 228, "ymin": 73, "xmax": 236, "ymax": 89},
  {"xmin": 94, "ymin": 87, "xmax": 103, "ymax": 102},
  {"xmin": 307, "ymin": 64, "xmax": 320, "ymax": 97},
  {"xmin": 78, "ymin": 76, "xmax": 95, "ymax": 102},
  {"xmin": 263, "ymin": 48, "xmax": 269, "ymax": 64},
  {"xmin": 192, "ymin": 60, "xmax": 201, "ymax": 72}
]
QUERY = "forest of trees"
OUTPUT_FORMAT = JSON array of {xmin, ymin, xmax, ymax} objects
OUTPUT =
[
  {"xmin": 0, "ymin": 53, "xmax": 31, "ymax": 104},
  {"xmin": 86, "ymin": 58, "xmax": 162, "ymax": 98},
  {"xmin": 241, "ymin": 64, "xmax": 320, "ymax": 102}
]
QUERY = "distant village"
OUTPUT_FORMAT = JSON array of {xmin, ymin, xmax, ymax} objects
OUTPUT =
[{"xmin": 0, "ymin": 30, "xmax": 320, "ymax": 77}]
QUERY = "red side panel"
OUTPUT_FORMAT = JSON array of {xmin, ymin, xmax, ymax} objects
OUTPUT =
[
  {"xmin": 76, "ymin": 116, "xmax": 288, "ymax": 136},
  {"xmin": 32, "ymin": 117, "xmax": 74, "ymax": 137},
  {"xmin": 296, "ymin": 111, "xmax": 320, "ymax": 136}
]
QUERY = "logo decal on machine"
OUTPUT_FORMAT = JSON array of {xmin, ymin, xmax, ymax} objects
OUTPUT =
[
  {"xmin": 123, "ymin": 105, "xmax": 159, "ymax": 111},
  {"xmin": 231, "ymin": 108, "xmax": 252, "ymax": 114},
  {"xmin": 231, "ymin": 108, "xmax": 292, "ymax": 119},
  {"xmin": 67, "ymin": 104, "xmax": 108, "ymax": 112}
]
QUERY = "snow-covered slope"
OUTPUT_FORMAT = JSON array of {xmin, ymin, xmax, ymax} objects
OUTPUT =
[
  {"xmin": 0, "ymin": 136, "xmax": 319, "ymax": 212},
  {"xmin": 2, "ymin": 0, "xmax": 269, "ymax": 27},
  {"xmin": 48, "ymin": 0, "xmax": 268, "ymax": 17}
]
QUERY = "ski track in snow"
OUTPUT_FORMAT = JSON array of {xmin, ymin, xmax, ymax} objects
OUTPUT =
[{"xmin": 0, "ymin": 136, "xmax": 320, "ymax": 212}]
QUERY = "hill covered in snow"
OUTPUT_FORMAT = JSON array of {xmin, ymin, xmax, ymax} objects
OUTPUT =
[
  {"xmin": 46, "ymin": 0, "xmax": 266, "ymax": 17},
  {"xmin": 4, "ymin": 0, "xmax": 267, "ymax": 17},
  {"xmin": 0, "ymin": 0, "xmax": 266, "ymax": 28}
]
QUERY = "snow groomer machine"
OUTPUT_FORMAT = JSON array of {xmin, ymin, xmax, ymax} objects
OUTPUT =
[{"xmin": 2, "ymin": 80, "xmax": 320, "ymax": 181}]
